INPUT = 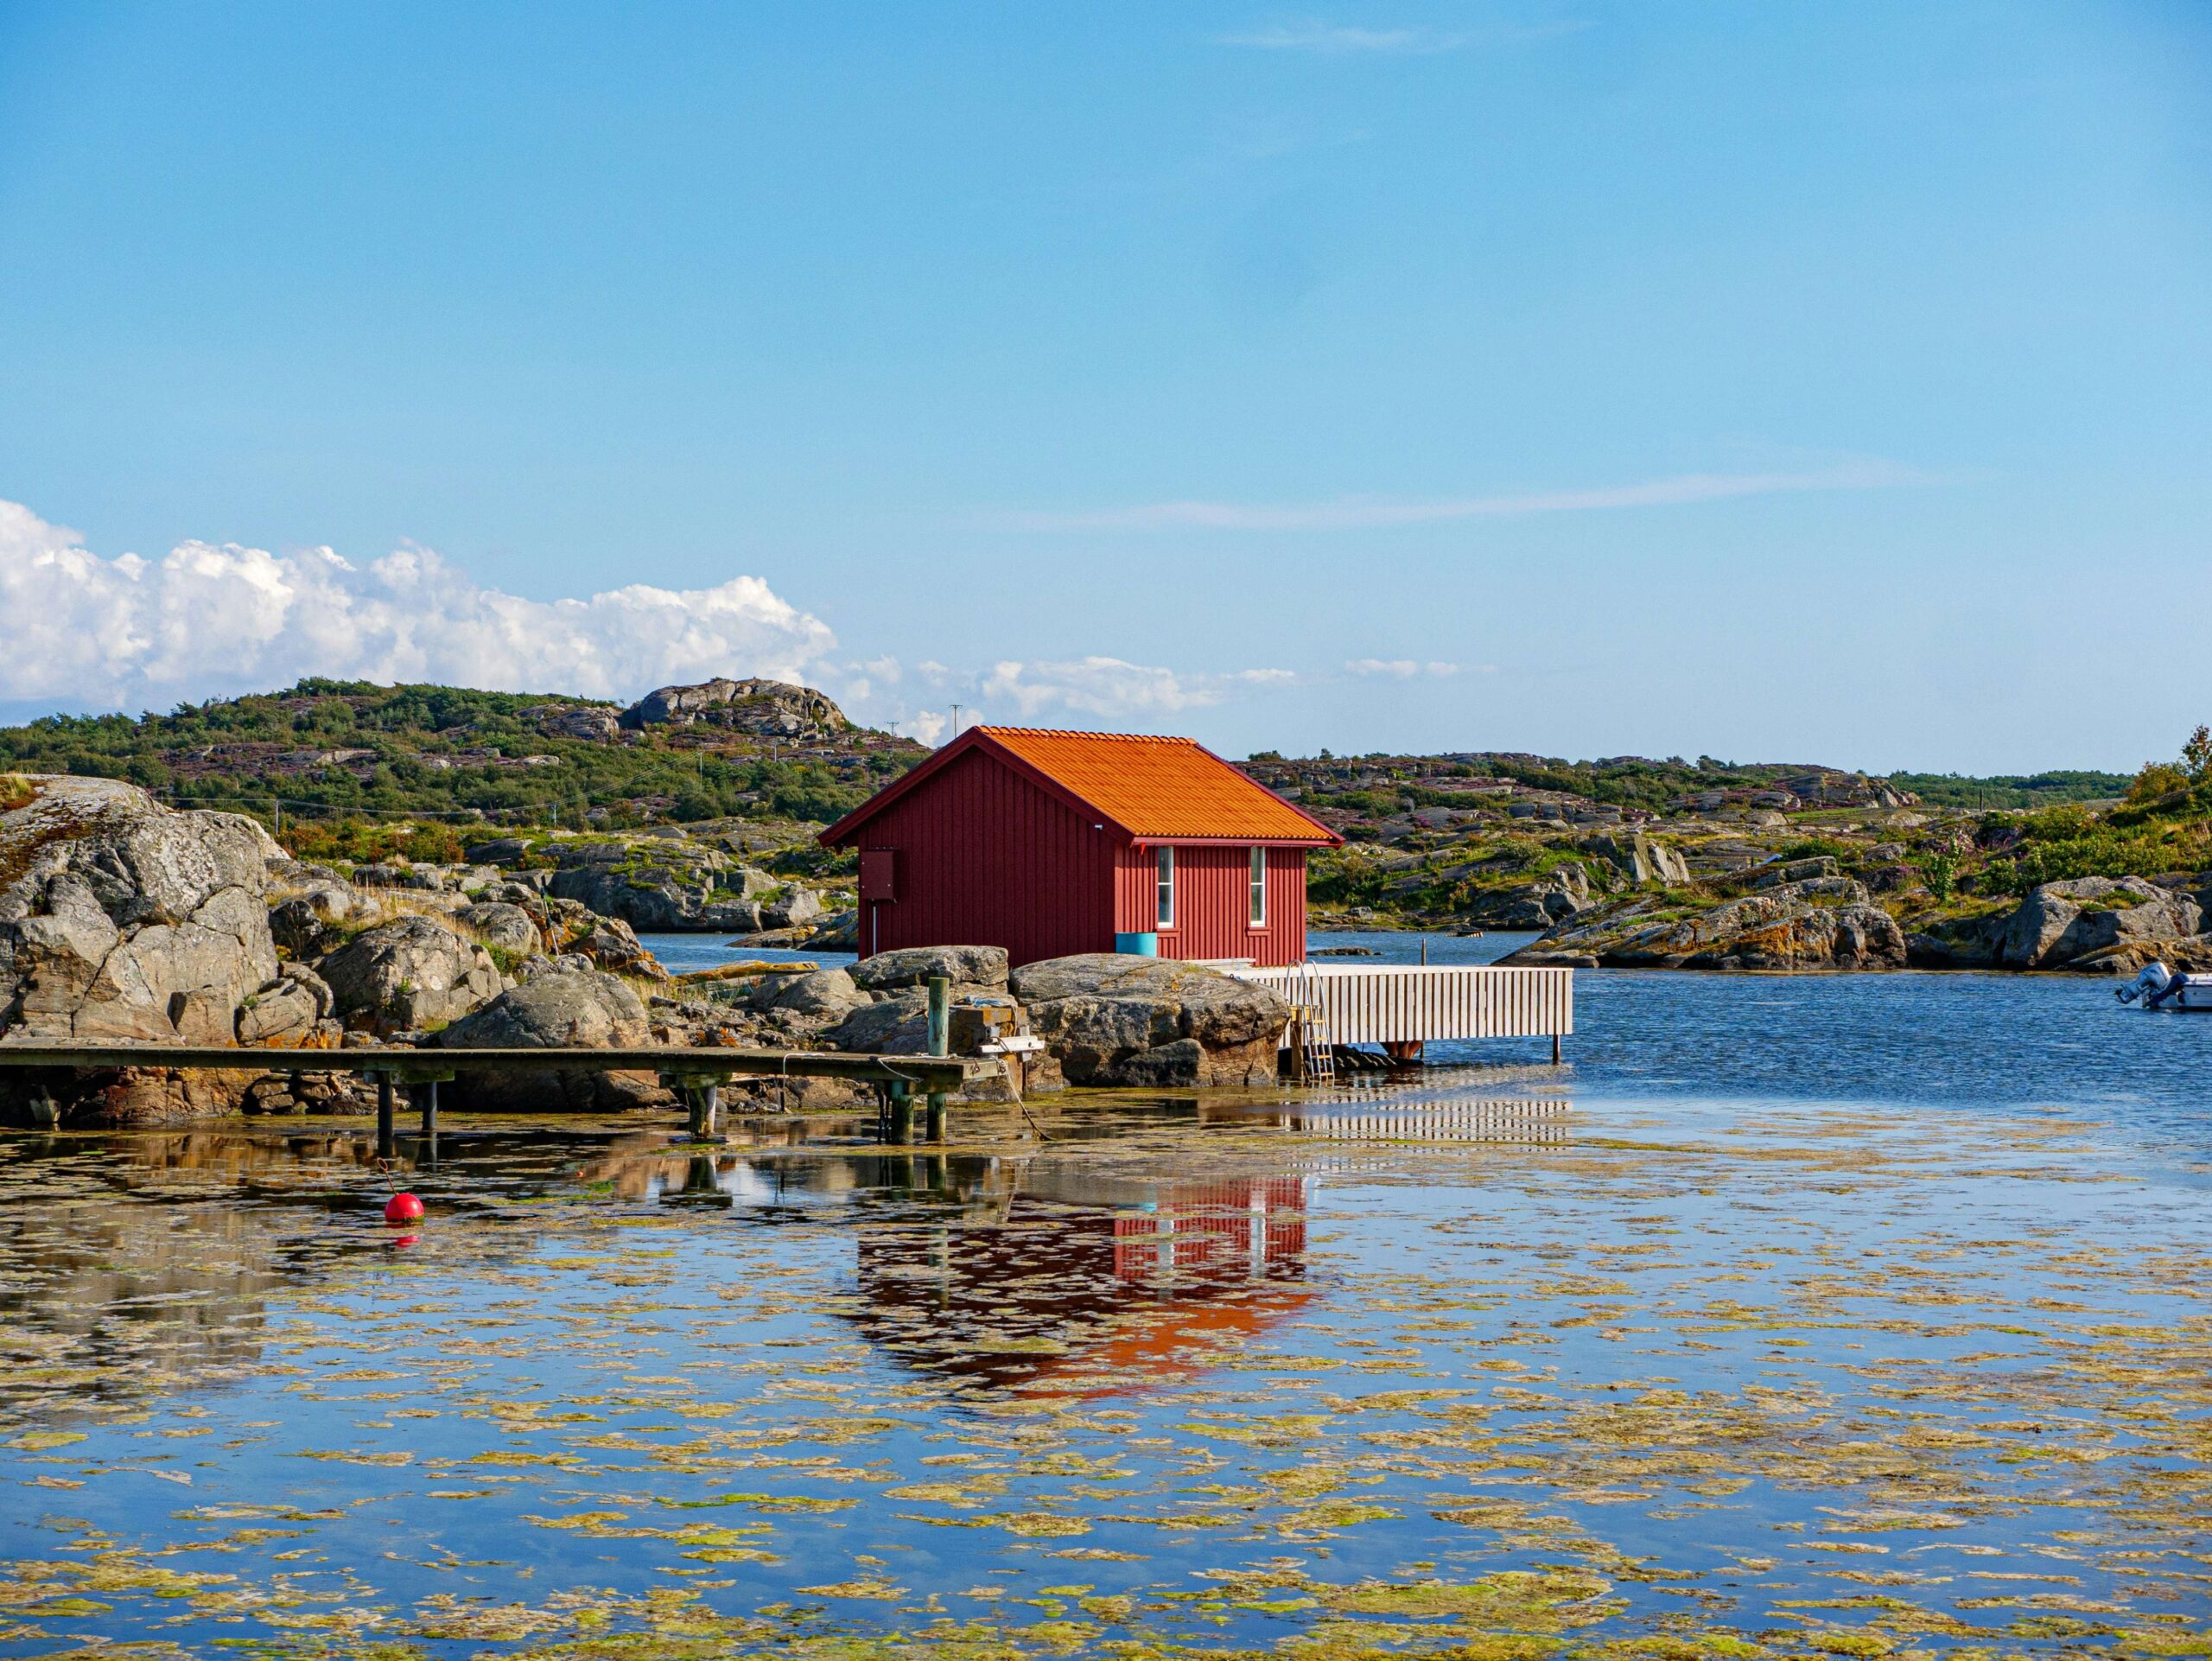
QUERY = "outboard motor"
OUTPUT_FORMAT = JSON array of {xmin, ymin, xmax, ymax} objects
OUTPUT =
[{"xmin": 2118, "ymin": 961, "xmax": 2176, "ymax": 1006}]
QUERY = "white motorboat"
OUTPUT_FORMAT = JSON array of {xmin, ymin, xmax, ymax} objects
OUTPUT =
[{"xmin": 2116, "ymin": 961, "xmax": 2212, "ymax": 1010}]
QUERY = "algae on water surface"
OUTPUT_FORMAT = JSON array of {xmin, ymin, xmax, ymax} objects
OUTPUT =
[{"xmin": 0, "ymin": 1085, "xmax": 2207, "ymax": 1660}]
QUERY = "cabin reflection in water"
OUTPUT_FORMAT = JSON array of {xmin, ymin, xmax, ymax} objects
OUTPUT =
[
  {"xmin": 584, "ymin": 1142, "xmax": 1317, "ymax": 1392},
  {"xmin": 849, "ymin": 1168, "xmax": 1314, "ymax": 1395}
]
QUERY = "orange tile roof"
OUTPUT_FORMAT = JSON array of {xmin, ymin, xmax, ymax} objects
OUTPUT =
[{"xmin": 979, "ymin": 727, "xmax": 1337, "ymax": 843}]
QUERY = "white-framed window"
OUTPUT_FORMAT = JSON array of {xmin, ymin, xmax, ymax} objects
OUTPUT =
[
  {"xmin": 1156, "ymin": 845, "xmax": 1175, "ymax": 929},
  {"xmin": 1249, "ymin": 845, "xmax": 1268, "ymax": 927}
]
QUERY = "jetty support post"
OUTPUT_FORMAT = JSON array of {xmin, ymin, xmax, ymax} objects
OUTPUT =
[
  {"xmin": 1552, "ymin": 1034, "xmax": 1563, "ymax": 1065},
  {"xmin": 374, "ymin": 1073, "xmax": 395, "ymax": 1159},
  {"xmin": 925, "ymin": 976, "xmax": 950, "ymax": 1143},
  {"xmin": 659, "ymin": 1069, "xmax": 734, "ymax": 1144},
  {"xmin": 402, "ymin": 1068, "xmax": 454, "ymax": 1162},
  {"xmin": 887, "ymin": 1082, "xmax": 913, "ymax": 1145}
]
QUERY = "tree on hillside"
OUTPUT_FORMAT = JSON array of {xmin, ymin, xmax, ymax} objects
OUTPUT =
[{"xmin": 2185, "ymin": 724, "xmax": 2212, "ymax": 780}]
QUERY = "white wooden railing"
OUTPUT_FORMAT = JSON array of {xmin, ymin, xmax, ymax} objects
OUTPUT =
[{"xmin": 1223, "ymin": 963, "xmax": 1573, "ymax": 1045}]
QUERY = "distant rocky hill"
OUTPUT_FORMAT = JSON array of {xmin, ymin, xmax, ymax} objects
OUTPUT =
[{"xmin": 0, "ymin": 677, "xmax": 925, "ymax": 840}]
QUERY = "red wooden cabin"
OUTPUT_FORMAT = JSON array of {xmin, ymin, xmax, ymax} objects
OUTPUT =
[{"xmin": 818, "ymin": 726, "xmax": 1340, "ymax": 967}]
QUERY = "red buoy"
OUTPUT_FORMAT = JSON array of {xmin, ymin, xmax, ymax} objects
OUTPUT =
[{"xmin": 384, "ymin": 1192, "xmax": 425, "ymax": 1225}]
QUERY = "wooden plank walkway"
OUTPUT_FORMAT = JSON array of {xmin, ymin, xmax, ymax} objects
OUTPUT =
[{"xmin": 0, "ymin": 1043, "xmax": 967, "ymax": 1089}]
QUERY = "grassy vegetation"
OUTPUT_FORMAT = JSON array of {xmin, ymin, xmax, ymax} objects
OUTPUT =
[
  {"xmin": 0, "ymin": 678, "xmax": 921, "ymax": 841},
  {"xmin": 1889, "ymin": 769, "xmax": 2133, "ymax": 808},
  {"xmin": 1976, "ymin": 790, "xmax": 2212, "ymax": 896}
]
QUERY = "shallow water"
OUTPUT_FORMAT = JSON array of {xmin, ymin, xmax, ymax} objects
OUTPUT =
[{"xmin": 4, "ymin": 967, "xmax": 2210, "ymax": 1658}]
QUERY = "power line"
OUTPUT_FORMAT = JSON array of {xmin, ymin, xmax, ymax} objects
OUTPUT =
[{"xmin": 150, "ymin": 790, "xmax": 493, "ymax": 822}]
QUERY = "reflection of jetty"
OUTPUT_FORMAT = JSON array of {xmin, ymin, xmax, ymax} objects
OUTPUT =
[
  {"xmin": 1225, "ymin": 963, "xmax": 1573, "ymax": 1066},
  {"xmin": 1238, "ymin": 1099, "xmax": 1570, "ymax": 1143}
]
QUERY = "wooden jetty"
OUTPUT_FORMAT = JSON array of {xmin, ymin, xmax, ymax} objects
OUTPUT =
[
  {"xmin": 0, "ymin": 1041, "xmax": 968, "ymax": 1155},
  {"xmin": 1223, "ymin": 963, "xmax": 1574, "ymax": 1066}
]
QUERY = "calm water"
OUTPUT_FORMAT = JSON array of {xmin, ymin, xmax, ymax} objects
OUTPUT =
[{"xmin": 3, "ymin": 955, "xmax": 2209, "ymax": 1658}]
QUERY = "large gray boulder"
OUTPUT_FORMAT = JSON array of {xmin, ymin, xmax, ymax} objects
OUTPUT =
[
  {"xmin": 1008, "ymin": 954, "xmax": 1289, "ymax": 1087},
  {"xmin": 1, "ymin": 776, "xmax": 283, "ymax": 1046},
  {"xmin": 620, "ymin": 677, "xmax": 848, "ymax": 735},
  {"xmin": 268, "ymin": 879, "xmax": 362, "ymax": 959},
  {"xmin": 435, "ymin": 966, "xmax": 662, "ymax": 1111},
  {"xmin": 437, "ymin": 966, "xmax": 648, "ymax": 1048},
  {"xmin": 853, "ymin": 945, "xmax": 1009, "ymax": 992},
  {"xmin": 760, "ymin": 967, "xmax": 866, "ymax": 1017},
  {"xmin": 1580, "ymin": 832, "xmax": 1691, "ymax": 888},
  {"xmin": 236, "ymin": 964, "xmax": 336, "ymax": 1046},
  {"xmin": 458, "ymin": 901, "xmax": 541, "ymax": 957},
  {"xmin": 571, "ymin": 915, "xmax": 668, "ymax": 978},
  {"xmin": 1459, "ymin": 866, "xmax": 1590, "ymax": 930},
  {"xmin": 316, "ymin": 916, "xmax": 503, "ymax": 1034},
  {"xmin": 819, "ymin": 990, "xmax": 931, "ymax": 1054},
  {"xmin": 1992, "ymin": 877, "xmax": 2202, "ymax": 971},
  {"xmin": 760, "ymin": 887, "xmax": 824, "ymax": 931}
]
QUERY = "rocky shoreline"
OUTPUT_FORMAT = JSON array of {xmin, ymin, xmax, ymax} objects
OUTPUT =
[
  {"xmin": 1, "ymin": 774, "xmax": 1289, "ymax": 1127},
  {"xmin": 1495, "ymin": 864, "xmax": 2208, "ymax": 974}
]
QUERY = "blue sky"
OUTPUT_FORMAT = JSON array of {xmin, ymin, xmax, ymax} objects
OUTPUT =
[{"xmin": 1, "ymin": 1, "xmax": 2207, "ymax": 771}]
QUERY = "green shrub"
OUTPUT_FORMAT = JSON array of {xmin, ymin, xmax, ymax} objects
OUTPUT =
[{"xmin": 1777, "ymin": 837, "xmax": 1853, "ymax": 862}]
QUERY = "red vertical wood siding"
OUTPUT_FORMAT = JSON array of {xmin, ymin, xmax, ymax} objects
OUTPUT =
[
  {"xmin": 1113, "ymin": 843, "xmax": 1154, "ymax": 934},
  {"xmin": 851, "ymin": 748, "xmax": 1117, "ymax": 967},
  {"xmin": 1115, "ymin": 843, "xmax": 1307, "ymax": 966}
]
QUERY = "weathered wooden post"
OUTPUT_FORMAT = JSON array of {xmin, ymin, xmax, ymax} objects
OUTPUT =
[
  {"xmin": 925, "ymin": 976, "xmax": 950, "ymax": 1142},
  {"xmin": 1552, "ymin": 1034, "xmax": 1563, "ymax": 1065},
  {"xmin": 887, "ymin": 1082, "xmax": 913, "ymax": 1144},
  {"xmin": 375, "ymin": 1074, "xmax": 395, "ymax": 1159},
  {"xmin": 410, "ymin": 1074, "xmax": 448, "ymax": 1165},
  {"xmin": 686, "ymin": 1082, "xmax": 720, "ymax": 1139}
]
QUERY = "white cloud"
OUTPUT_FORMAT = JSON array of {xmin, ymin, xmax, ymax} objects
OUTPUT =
[
  {"xmin": 987, "ymin": 461, "xmax": 1932, "ymax": 533},
  {"xmin": 982, "ymin": 656, "xmax": 1222, "ymax": 720},
  {"xmin": 852, "ymin": 656, "xmax": 1303, "ymax": 730},
  {"xmin": 894, "ymin": 710, "xmax": 949, "ymax": 746},
  {"xmin": 1346, "ymin": 659, "xmax": 1469, "ymax": 679},
  {"xmin": 0, "ymin": 499, "xmax": 836, "ymax": 709}
]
